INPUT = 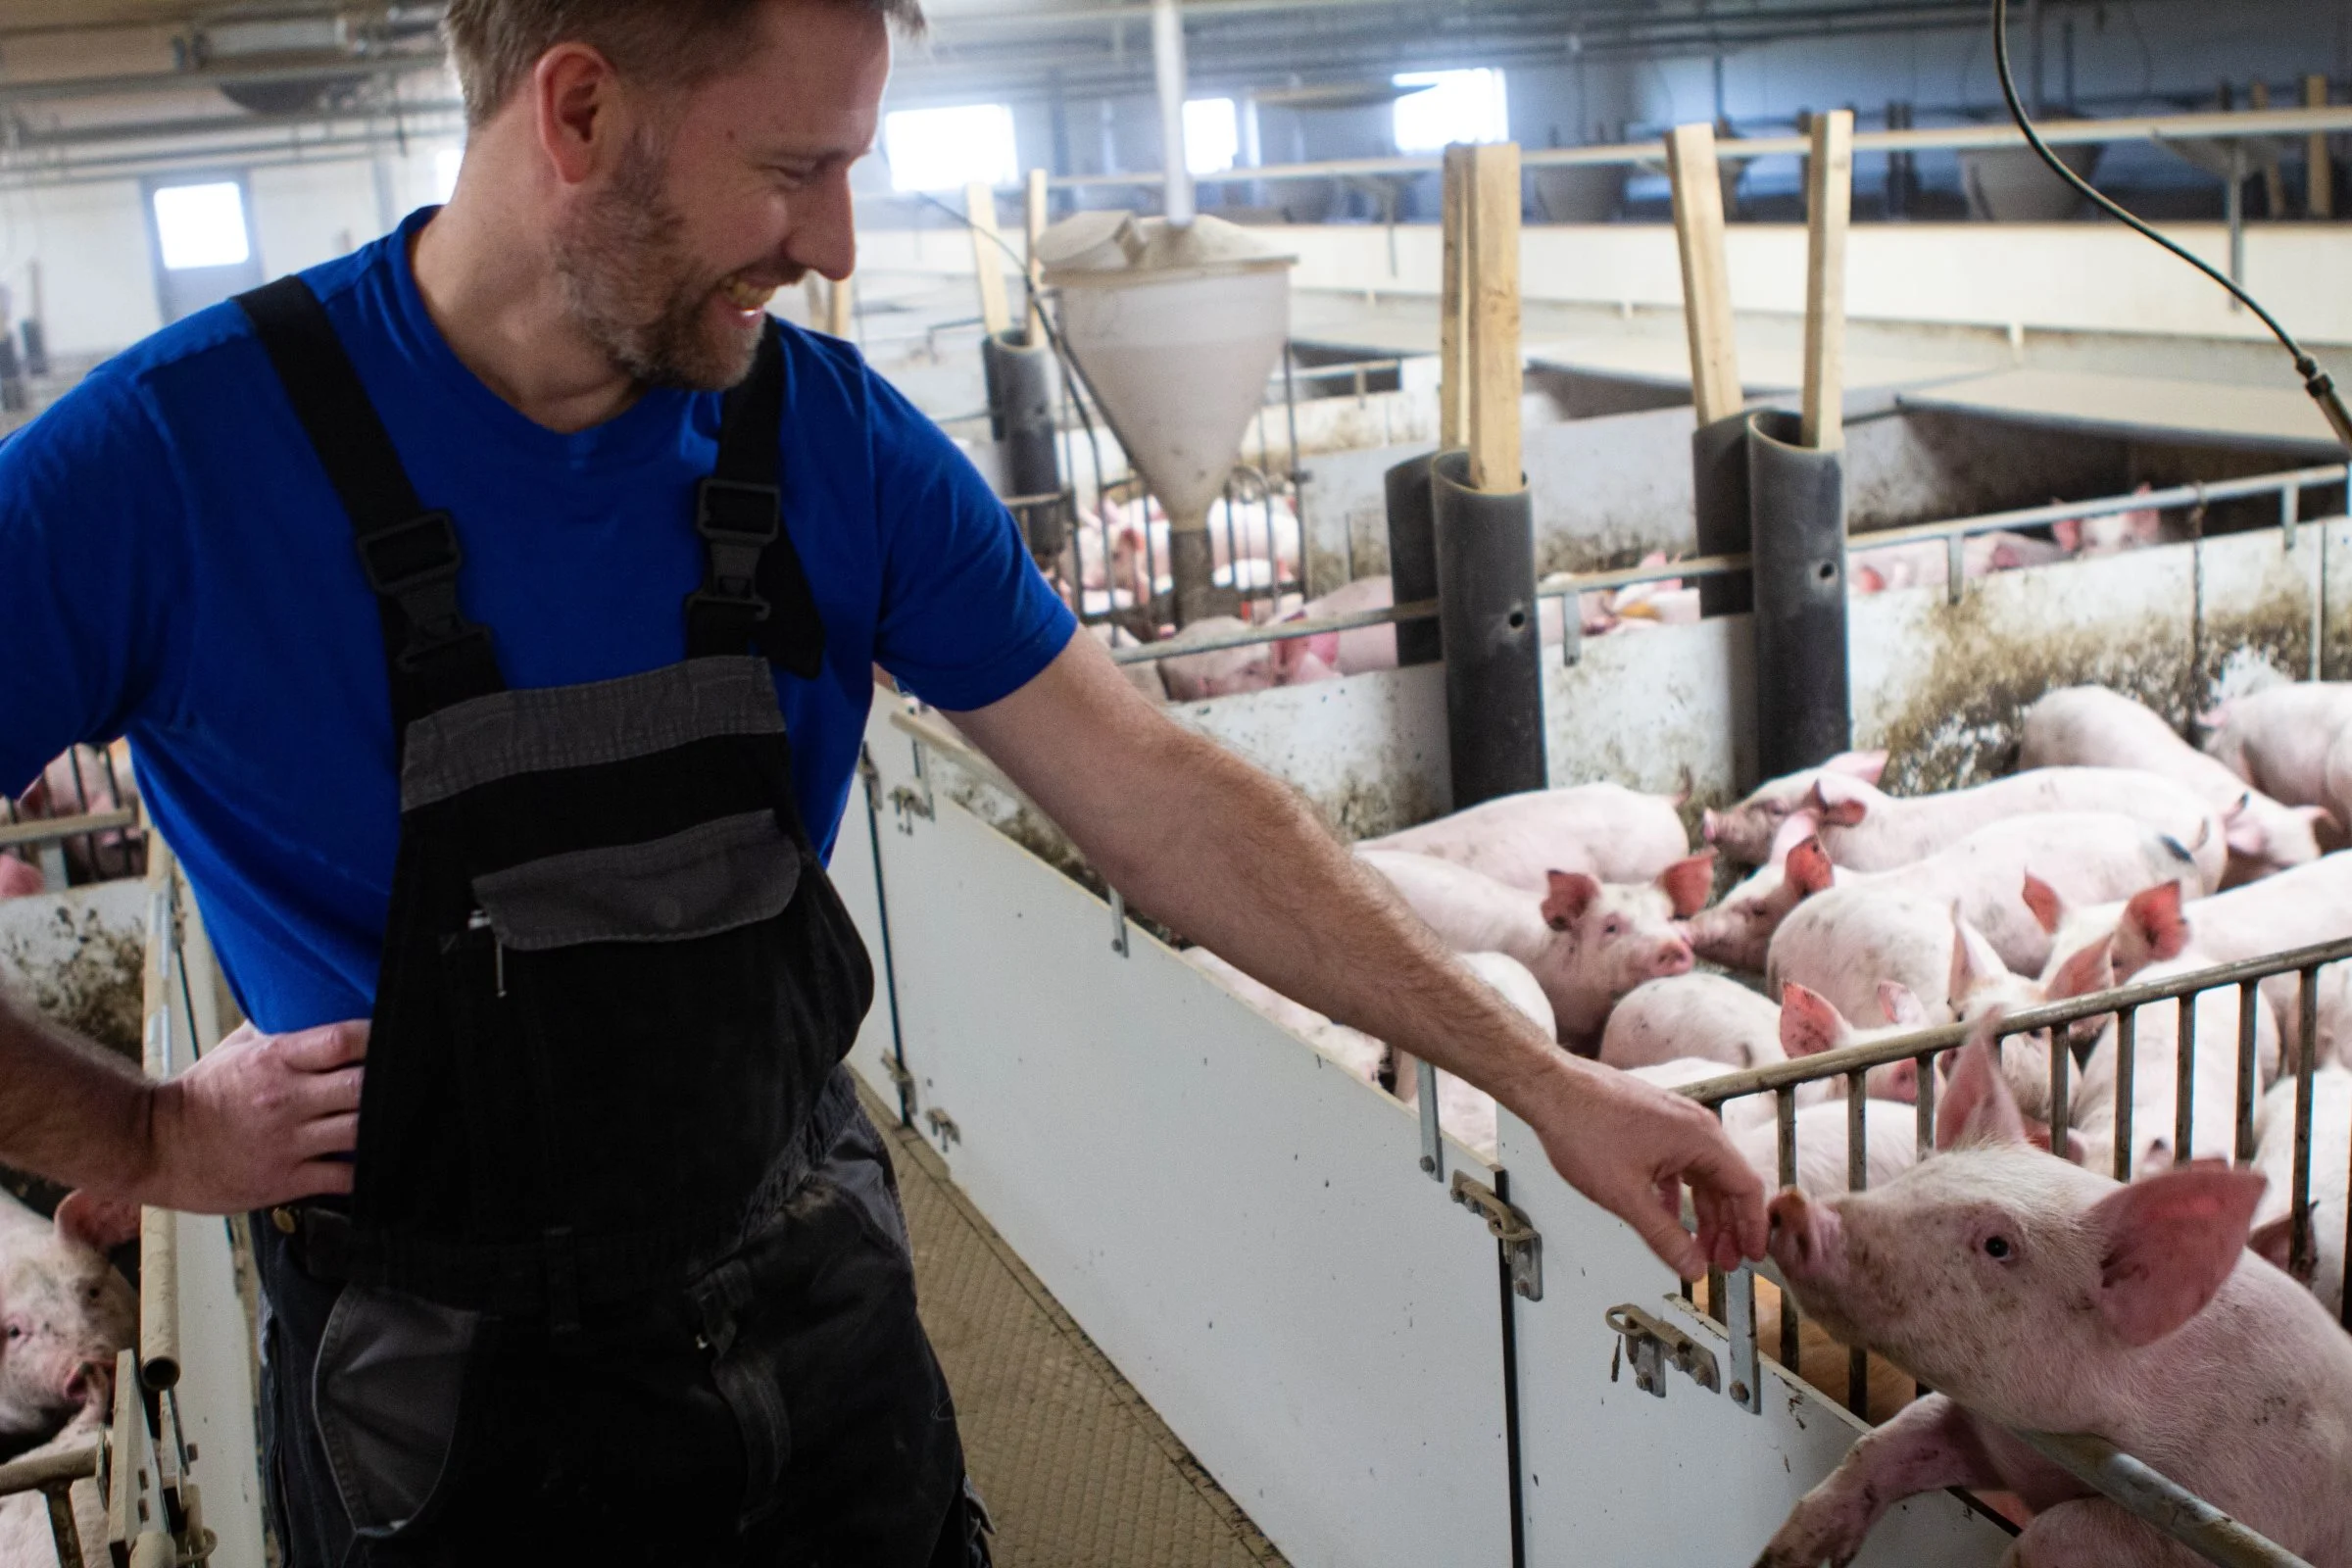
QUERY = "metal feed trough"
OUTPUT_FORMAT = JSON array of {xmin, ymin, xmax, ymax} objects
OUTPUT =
[
  {"xmin": 0, "ymin": 833, "xmax": 264, "ymax": 1568},
  {"xmin": 1676, "ymin": 939, "xmax": 2352, "ymax": 1568}
]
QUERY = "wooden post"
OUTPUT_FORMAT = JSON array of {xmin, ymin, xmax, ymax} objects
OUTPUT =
[
  {"xmin": 2310, "ymin": 74, "xmax": 2335, "ymax": 220},
  {"xmin": 1800, "ymin": 109, "xmax": 1853, "ymax": 452},
  {"xmin": 1667, "ymin": 122, "xmax": 1744, "ymax": 427},
  {"xmin": 1439, "ymin": 143, "xmax": 1473, "ymax": 450},
  {"xmin": 2250, "ymin": 82, "xmax": 2290, "ymax": 217},
  {"xmin": 965, "ymin": 181, "xmax": 1012, "ymax": 338},
  {"xmin": 1464, "ymin": 141, "xmax": 1523, "ymax": 493},
  {"xmin": 827, "ymin": 274, "xmax": 855, "ymax": 338},
  {"xmin": 1024, "ymin": 168, "xmax": 1050, "ymax": 346}
]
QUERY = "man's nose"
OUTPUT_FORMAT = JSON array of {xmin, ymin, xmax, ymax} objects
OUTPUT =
[{"xmin": 789, "ymin": 168, "xmax": 859, "ymax": 283}]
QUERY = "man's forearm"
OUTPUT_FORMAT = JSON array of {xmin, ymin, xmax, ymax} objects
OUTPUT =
[{"xmin": 0, "ymin": 987, "xmax": 155, "ymax": 1196}]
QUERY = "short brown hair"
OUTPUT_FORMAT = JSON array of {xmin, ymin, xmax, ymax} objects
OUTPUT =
[{"xmin": 443, "ymin": 0, "xmax": 925, "ymax": 125}]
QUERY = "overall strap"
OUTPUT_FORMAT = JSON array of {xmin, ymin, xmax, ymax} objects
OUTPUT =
[
  {"xmin": 686, "ymin": 321, "xmax": 827, "ymax": 676},
  {"xmin": 237, "ymin": 276, "xmax": 505, "ymax": 737}
]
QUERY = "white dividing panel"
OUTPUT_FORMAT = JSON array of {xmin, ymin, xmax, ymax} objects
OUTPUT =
[
  {"xmin": 1177, "ymin": 662, "xmax": 1452, "ymax": 840},
  {"xmin": 867, "ymin": 735, "xmax": 1511, "ymax": 1568},
  {"xmin": 1546, "ymin": 613, "xmax": 1757, "ymax": 799},
  {"xmin": 173, "ymin": 1211, "xmax": 267, "ymax": 1568},
  {"xmin": 826, "ymin": 748, "xmax": 906, "ymax": 1110},
  {"xmin": 1494, "ymin": 1108, "xmax": 2014, "ymax": 1567}
]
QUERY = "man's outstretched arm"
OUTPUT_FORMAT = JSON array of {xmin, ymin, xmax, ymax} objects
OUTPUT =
[
  {"xmin": 948, "ymin": 635, "xmax": 1766, "ymax": 1278},
  {"xmin": 0, "ymin": 986, "xmax": 366, "ymax": 1214}
]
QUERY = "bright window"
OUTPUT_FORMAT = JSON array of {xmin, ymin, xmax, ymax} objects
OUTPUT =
[
  {"xmin": 884, "ymin": 103, "xmax": 1019, "ymax": 193},
  {"xmin": 151, "ymin": 181, "xmax": 250, "ymax": 270},
  {"xmin": 434, "ymin": 146, "xmax": 465, "ymax": 204},
  {"xmin": 1392, "ymin": 69, "xmax": 1509, "ymax": 152},
  {"xmin": 1184, "ymin": 97, "xmax": 1239, "ymax": 174}
]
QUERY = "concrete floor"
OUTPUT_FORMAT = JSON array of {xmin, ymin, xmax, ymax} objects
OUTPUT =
[{"xmin": 871, "ymin": 1092, "xmax": 1288, "ymax": 1568}]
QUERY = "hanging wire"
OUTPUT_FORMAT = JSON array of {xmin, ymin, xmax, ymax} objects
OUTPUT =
[{"xmin": 1991, "ymin": 0, "xmax": 2352, "ymax": 450}]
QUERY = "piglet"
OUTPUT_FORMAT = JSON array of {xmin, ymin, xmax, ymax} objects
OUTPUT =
[
  {"xmin": 1758, "ymin": 1034, "xmax": 2352, "ymax": 1568},
  {"xmin": 0, "ymin": 858, "xmax": 41, "ymax": 901},
  {"xmin": 0, "ymin": 1191, "xmax": 137, "ymax": 1460},
  {"xmin": 1735, "ymin": 1097, "xmax": 1924, "ymax": 1200},
  {"xmin": 2248, "ymin": 1064, "xmax": 2351, "ymax": 1321},
  {"xmin": 2200, "ymin": 681, "xmax": 2352, "ymax": 810},
  {"xmin": 1700, "ymin": 751, "xmax": 1887, "ymax": 865},
  {"xmin": 1360, "ymin": 781, "xmax": 1692, "ymax": 893},
  {"xmin": 1683, "ymin": 827, "xmax": 1838, "ymax": 972},
  {"xmin": 1600, "ymin": 972, "xmax": 1785, "ymax": 1073},
  {"xmin": 1155, "ymin": 617, "xmax": 1278, "ymax": 702},
  {"xmin": 1358, "ymin": 848, "xmax": 1710, "ymax": 1051}
]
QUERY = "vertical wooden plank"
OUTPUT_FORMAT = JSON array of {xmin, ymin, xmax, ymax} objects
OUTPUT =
[
  {"xmin": 1465, "ymin": 141, "xmax": 1523, "ymax": 493},
  {"xmin": 2310, "ymin": 74, "xmax": 2336, "ymax": 220},
  {"xmin": 1024, "ymin": 168, "xmax": 1051, "ymax": 346},
  {"xmin": 1439, "ymin": 143, "xmax": 1472, "ymax": 450},
  {"xmin": 1666, "ymin": 122, "xmax": 1744, "ymax": 426},
  {"xmin": 827, "ymin": 274, "xmax": 856, "ymax": 338},
  {"xmin": 965, "ymin": 180, "xmax": 1012, "ymax": 338},
  {"xmin": 2251, "ymin": 82, "xmax": 2289, "ymax": 217},
  {"xmin": 1800, "ymin": 109, "xmax": 1854, "ymax": 452}
]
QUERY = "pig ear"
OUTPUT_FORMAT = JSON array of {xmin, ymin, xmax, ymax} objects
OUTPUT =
[
  {"xmin": 2248, "ymin": 1213, "xmax": 2305, "ymax": 1279},
  {"xmin": 2222, "ymin": 795, "xmax": 2269, "ymax": 858},
  {"xmin": 1826, "ymin": 750, "xmax": 1888, "ymax": 784},
  {"xmin": 2045, "ymin": 936, "xmax": 2115, "ymax": 1003},
  {"xmin": 1878, "ymin": 981, "xmax": 1927, "ymax": 1027},
  {"xmin": 2121, "ymin": 882, "xmax": 2190, "ymax": 965},
  {"xmin": 1785, "ymin": 836, "xmax": 1837, "ymax": 899},
  {"xmin": 1871, "ymin": 1056, "xmax": 1921, "ymax": 1104},
  {"xmin": 1809, "ymin": 773, "xmax": 1873, "ymax": 827},
  {"xmin": 55, "ymin": 1192, "xmax": 141, "ymax": 1253},
  {"xmin": 2087, "ymin": 1164, "xmax": 2268, "ymax": 1348},
  {"xmin": 1937, "ymin": 1030, "xmax": 2030, "ymax": 1151},
  {"xmin": 2020, "ymin": 873, "xmax": 2065, "ymax": 935},
  {"xmin": 2053, "ymin": 516, "xmax": 2083, "ymax": 553},
  {"xmin": 1656, "ymin": 852, "xmax": 1716, "ymax": 919},
  {"xmin": 1947, "ymin": 910, "xmax": 2008, "ymax": 1004},
  {"xmin": 1767, "ymin": 810, "xmax": 1822, "ymax": 865},
  {"xmin": 1779, "ymin": 984, "xmax": 1848, "ymax": 1058},
  {"xmin": 1542, "ymin": 872, "xmax": 1600, "ymax": 931}
]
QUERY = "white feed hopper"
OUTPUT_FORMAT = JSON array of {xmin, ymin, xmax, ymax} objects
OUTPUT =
[{"xmin": 1040, "ymin": 211, "xmax": 1296, "ymax": 625}]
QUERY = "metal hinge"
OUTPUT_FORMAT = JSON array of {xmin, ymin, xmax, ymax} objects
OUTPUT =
[
  {"xmin": 924, "ymin": 1107, "xmax": 961, "ymax": 1152},
  {"xmin": 1450, "ymin": 1171, "xmax": 1543, "ymax": 1300},
  {"xmin": 1605, "ymin": 1302, "xmax": 1721, "ymax": 1399},
  {"xmin": 858, "ymin": 744, "xmax": 881, "ymax": 804},
  {"xmin": 889, "ymin": 784, "xmax": 934, "ymax": 829}
]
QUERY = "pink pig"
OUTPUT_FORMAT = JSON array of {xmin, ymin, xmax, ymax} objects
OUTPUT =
[
  {"xmin": 1700, "ymin": 750, "xmax": 1887, "ymax": 865},
  {"xmin": 1360, "ymin": 781, "xmax": 1693, "ymax": 893},
  {"xmin": 0, "ymin": 857, "xmax": 41, "ymax": 900},
  {"xmin": 0, "ymin": 1191, "xmax": 138, "ymax": 1457},
  {"xmin": 1759, "ymin": 1033, "xmax": 2352, "ymax": 1568}
]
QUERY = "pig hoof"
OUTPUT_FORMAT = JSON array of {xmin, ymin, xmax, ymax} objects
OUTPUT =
[{"xmin": 1757, "ymin": 1506, "xmax": 1868, "ymax": 1568}]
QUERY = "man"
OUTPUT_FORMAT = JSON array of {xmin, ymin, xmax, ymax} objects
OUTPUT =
[{"xmin": 0, "ymin": 1, "xmax": 1765, "ymax": 1561}]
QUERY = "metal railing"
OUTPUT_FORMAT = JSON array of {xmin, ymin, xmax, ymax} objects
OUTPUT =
[
  {"xmin": 1678, "ymin": 936, "xmax": 2352, "ymax": 1568},
  {"xmin": 0, "ymin": 835, "xmax": 219, "ymax": 1568},
  {"xmin": 1104, "ymin": 461, "xmax": 2352, "ymax": 670}
]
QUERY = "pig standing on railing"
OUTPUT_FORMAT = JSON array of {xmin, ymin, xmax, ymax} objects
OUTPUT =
[{"xmin": 1758, "ymin": 1033, "xmax": 2352, "ymax": 1568}]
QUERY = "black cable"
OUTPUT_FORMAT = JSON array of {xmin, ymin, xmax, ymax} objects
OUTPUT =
[{"xmin": 1991, "ymin": 0, "xmax": 2352, "ymax": 449}]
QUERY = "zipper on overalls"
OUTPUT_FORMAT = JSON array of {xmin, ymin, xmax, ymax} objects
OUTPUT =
[{"xmin": 467, "ymin": 908, "xmax": 506, "ymax": 998}]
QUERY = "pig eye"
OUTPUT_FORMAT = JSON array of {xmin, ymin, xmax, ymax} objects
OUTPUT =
[
  {"xmin": 4, "ymin": 1324, "xmax": 19, "ymax": 1341},
  {"xmin": 1603, "ymin": 918, "xmax": 1624, "ymax": 937},
  {"xmin": 1983, "ymin": 1235, "xmax": 2014, "ymax": 1260}
]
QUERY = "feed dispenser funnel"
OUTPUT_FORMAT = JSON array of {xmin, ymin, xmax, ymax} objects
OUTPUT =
[{"xmin": 1040, "ymin": 211, "xmax": 1296, "ymax": 625}]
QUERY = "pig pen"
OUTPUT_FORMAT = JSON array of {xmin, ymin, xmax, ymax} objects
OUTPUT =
[
  {"xmin": 838, "ymin": 466, "xmax": 2352, "ymax": 1567},
  {"xmin": 0, "ymin": 833, "xmax": 265, "ymax": 1568}
]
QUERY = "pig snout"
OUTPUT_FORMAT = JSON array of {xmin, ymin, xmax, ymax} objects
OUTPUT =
[
  {"xmin": 60, "ymin": 1358, "xmax": 109, "ymax": 1408},
  {"xmin": 1700, "ymin": 809, "xmax": 1722, "ymax": 845},
  {"xmin": 1651, "ymin": 936, "xmax": 1694, "ymax": 978},
  {"xmin": 1767, "ymin": 1189, "xmax": 1843, "ymax": 1282}
]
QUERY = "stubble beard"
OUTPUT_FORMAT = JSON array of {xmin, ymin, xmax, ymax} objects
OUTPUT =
[{"xmin": 552, "ymin": 131, "xmax": 763, "ymax": 394}]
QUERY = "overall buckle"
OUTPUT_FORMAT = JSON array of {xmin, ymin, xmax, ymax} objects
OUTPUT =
[
  {"xmin": 357, "ymin": 512, "xmax": 493, "ymax": 674},
  {"xmin": 686, "ymin": 477, "xmax": 780, "ymax": 642}
]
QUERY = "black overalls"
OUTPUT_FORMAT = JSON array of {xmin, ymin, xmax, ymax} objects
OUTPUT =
[{"xmin": 232, "ymin": 278, "xmax": 985, "ymax": 1567}]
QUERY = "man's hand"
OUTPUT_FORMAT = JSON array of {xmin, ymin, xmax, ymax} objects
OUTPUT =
[
  {"xmin": 1523, "ymin": 1054, "xmax": 1768, "ymax": 1280},
  {"xmin": 141, "ymin": 1020, "xmax": 367, "ymax": 1214}
]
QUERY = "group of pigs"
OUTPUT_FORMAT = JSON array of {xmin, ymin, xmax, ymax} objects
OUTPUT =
[
  {"xmin": 1191, "ymin": 677, "xmax": 2352, "ymax": 1564},
  {"xmin": 0, "ymin": 747, "xmax": 141, "ymax": 903}
]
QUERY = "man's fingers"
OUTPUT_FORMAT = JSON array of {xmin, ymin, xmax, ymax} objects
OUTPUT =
[
  {"xmin": 274, "ymin": 1020, "xmax": 369, "ymax": 1071},
  {"xmin": 292, "ymin": 1159, "xmax": 355, "ymax": 1198},
  {"xmin": 1622, "ymin": 1178, "xmax": 1707, "ymax": 1281},
  {"xmin": 294, "ymin": 1066, "xmax": 365, "ymax": 1118},
  {"xmin": 294, "ymin": 1113, "xmax": 360, "ymax": 1158},
  {"xmin": 1672, "ymin": 1122, "xmax": 1771, "ymax": 1261}
]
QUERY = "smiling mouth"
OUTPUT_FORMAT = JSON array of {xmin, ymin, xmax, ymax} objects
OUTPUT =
[{"xmin": 720, "ymin": 275, "xmax": 778, "ymax": 312}]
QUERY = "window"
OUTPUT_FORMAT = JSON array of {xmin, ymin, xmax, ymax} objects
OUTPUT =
[
  {"xmin": 150, "ymin": 181, "xmax": 251, "ymax": 270},
  {"xmin": 434, "ymin": 146, "xmax": 465, "ymax": 204},
  {"xmin": 1392, "ymin": 69, "xmax": 1510, "ymax": 153},
  {"xmin": 883, "ymin": 103, "xmax": 1018, "ymax": 193},
  {"xmin": 1184, "ymin": 97, "xmax": 1239, "ymax": 174}
]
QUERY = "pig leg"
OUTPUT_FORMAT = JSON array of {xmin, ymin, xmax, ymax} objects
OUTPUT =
[
  {"xmin": 1754, "ymin": 1396, "xmax": 2004, "ymax": 1568},
  {"xmin": 2006, "ymin": 1498, "xmax": 2198, "ymax": 1568}
]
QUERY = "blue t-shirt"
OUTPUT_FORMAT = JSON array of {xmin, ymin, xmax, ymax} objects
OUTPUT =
[{"xmin": 0, "ymin": 209, "xmax": 1074, "ymax": 1035}]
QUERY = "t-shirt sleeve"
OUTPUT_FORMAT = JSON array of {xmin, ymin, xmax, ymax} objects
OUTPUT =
[
  {"xmin": 863, "ymin": 365, "xmax": 1076, "ymax": 711},
  {"xmin": 0, "ymin": 371, "xmax": 196, "ymax": 798}
]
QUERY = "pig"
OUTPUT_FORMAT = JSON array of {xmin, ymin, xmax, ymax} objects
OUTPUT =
[
  {"xmin": 2072, "ymin": 960, "xmax": 2283, "ymax": 1177},
  {"xmin": 1084, "ymin": 622, "xmax": 1170, "ymax": 703},
  {"xmin": 1769, "ymin": 889, "xmax": 1966, "ymax": 1031},
  {"xmin": 2053, "ymin": 481, "xmax": 2166, "ymax": 556},
  {"xmin": 1600, "ymin": 972, "xmax": 1784, "ymax": 1072},
  {"xmin": 1699, "ymin": 750, "xmax": 1887, "ymax": 864},
  {"xmin": 1801, "ymin": 765, "xmax": 2227, "ymax": 890},
  {"xmin": 1847, "ymin": 529, "xmax": 2069, "ymax": 595},
  {"xmin": 1776, "ymin": 981, "xmax": 1929, "ymax": 1104},
  {"xmin": 0, "ymin": 1192, "xmax": 137, "ymax": 1461},
  {"xmin": 1624, "ymin": 1058, "xmax": 1816, "ymax": 1140},
  {"xmin": 1357, "ymin": 848, "xmax": 1710, "ymax": 1050},
  {"xmin": 1359, "ymin": 781, "xmax": 1692, "ymax": 893},
  {"xmin": 2247, "ymin": 1064, "xmax": 2350, "ymax": 1320},
  {"xmin": 2200, "ymin": 681, "xmax": 2352, "ymax": 809},
  {"xmin": 2021, "ymin": 685, "xmax": 2329, "ymax": 883},
  {"xmin": 1269, "ymin": 573, "xmax": 1572, "ymax": 685},
  {"xmin": 1759, "ymin": 1034, "xmax": 2352, "ymax": 1568},
  {"xmin": 1736, "ymin": 1097, "xmax": 1924, "ymax": 1199},
  {"xmin": 1683, "ymin": 821, "xmax": 1839, "ymax": 971},
  {"xmin": 0, "ymin": 858, "xmax": 41, "ymax": 901},
  {"xmin": 1153, "ymin": 617, "xmax": 1277, "ymax": 702}
]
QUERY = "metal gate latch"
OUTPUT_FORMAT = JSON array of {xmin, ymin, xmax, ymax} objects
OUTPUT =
[
  {"xmin": 924, "ymin": 1107, "xmax": 960, "ymax": 1152},
  {"xmin": 1604, "ymin": 1303, "xmax": 1720, "ymax": 1399},
  {"xmin": 1449, "ymin": 1171, "xmax": 1543, "ymax": 1300}
]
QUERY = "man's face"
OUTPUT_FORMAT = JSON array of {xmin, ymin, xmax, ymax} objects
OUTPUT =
[{"xmin": 551, "ymin": 1, "xmax": 888, "ymax": 391}]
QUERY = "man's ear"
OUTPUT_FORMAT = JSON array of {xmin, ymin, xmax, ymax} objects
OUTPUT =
[{"xmin": 533, "ymin": 41, "xmax": 624, "ymax": 186}]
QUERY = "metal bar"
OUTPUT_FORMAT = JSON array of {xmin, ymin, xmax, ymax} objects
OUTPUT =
[
  {"xmin": 1777, "ymin": 1087, "xmax": 1799, "ymax": 1372},
  {"xmin": 2238, "ymin": 980, "xmax": 2264, "ymax": 1164},
  {"xmin": 2048, "ymin": 1019, "xmax": 2070, "ymax": 1139},
  {"xmin": 0, "ymin": 1444, "xmax": 99, "ymax": 1498},
  {"xmin": 1684, "ymin": 935, "xmax": 2352, "ymax": 1109},
  {"xmin": 0, "ymin": 807, "xmax": 137, "ymax": 851},
  {"xmin": 2010, "ymin": 1430, "xmax": 2315, "ymax": 1568},
  {"xmin": 2176, "ymin": 994, "xmax": 2198, "ymax": 1169},
  {"xmin": 1110, "ymin": 597, "xmax": 1439, "ymax": 663},
  {"xmin": 1846, "ymin": 1068, "xmax": 1868, "ymax": 1417},
  {"xmin": 2293, "ymin": 967, "xmax": 2321, "ymax": 1278},
  {"xmin": 2115, "ymin": 1007, "xmax": 2138, "ymax": 1182},
  {"xmin": 1914, "ymin": 1053, "xmax": 1937, "ymax": 1160},
  {"xmin": 1416, "ymin": 1058, "xmax": 1445, "ymax": 1183}
]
